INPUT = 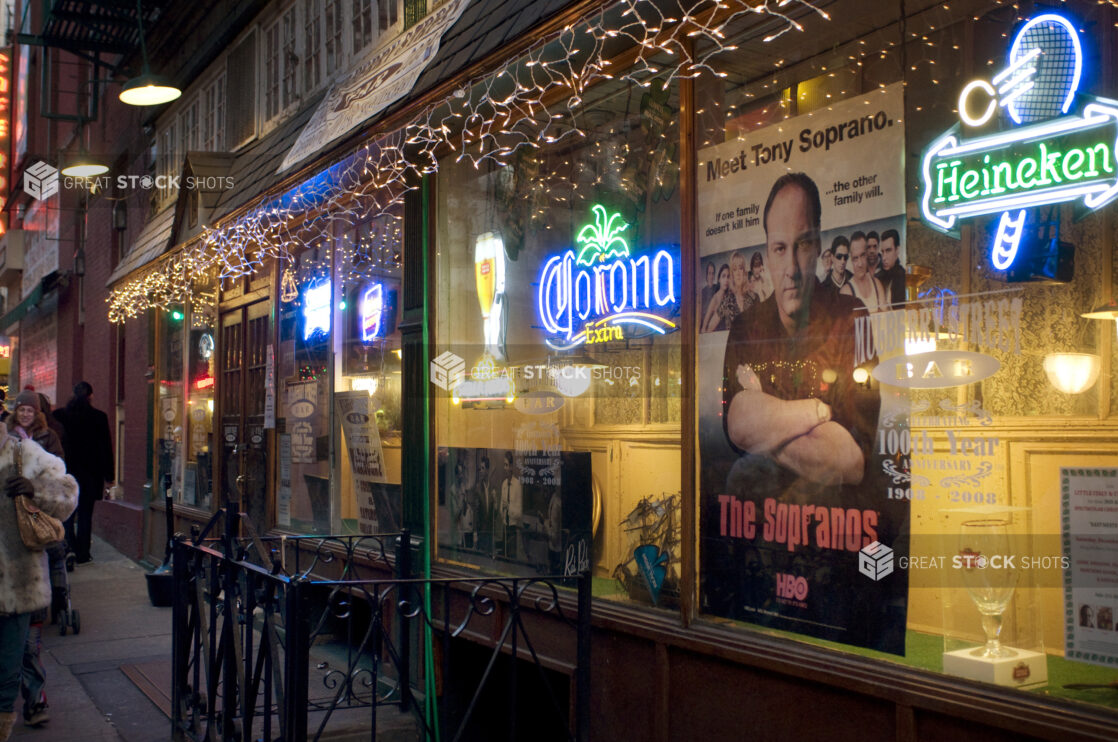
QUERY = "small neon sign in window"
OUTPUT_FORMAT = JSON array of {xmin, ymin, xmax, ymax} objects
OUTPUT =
[
  {"xmin": 303, "ymin": 279, "xmax": 331, "ymax": 340},
  {"xmin": 361, "ymin": 283, "xmax": 384, "ymax": 342}
]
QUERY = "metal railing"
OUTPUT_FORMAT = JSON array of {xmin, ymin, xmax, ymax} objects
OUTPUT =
[{"xmin": 170, "ymin": 508, "xmax": 591, "ymax": 742}]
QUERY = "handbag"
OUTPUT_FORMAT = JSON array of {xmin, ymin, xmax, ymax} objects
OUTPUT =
[{"xmin": 10, "ymin": 439, "xmax": 65, "ymax": 551}]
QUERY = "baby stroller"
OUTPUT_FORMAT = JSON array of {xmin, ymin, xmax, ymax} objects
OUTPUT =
[{"xmin": 47, "ymin": 542, "xmax": 80, "ymax": 635}]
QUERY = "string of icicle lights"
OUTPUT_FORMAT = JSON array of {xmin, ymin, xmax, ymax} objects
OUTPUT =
[{"xmin": 108, "ymin": 0, "xmax": 829, "ymax": 323}]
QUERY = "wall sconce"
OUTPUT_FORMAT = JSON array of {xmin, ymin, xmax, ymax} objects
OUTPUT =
[
  {"xmin": 112, "ymin": 199, "xmax": 128, "ymax": 232},
  {"xmin": 1082, "ymin": 300, "xmax": 1118, "ymax": 341},
  {"xmin": 1043, "ymin": 352, "xmax": 1100, "ymax": 394}
]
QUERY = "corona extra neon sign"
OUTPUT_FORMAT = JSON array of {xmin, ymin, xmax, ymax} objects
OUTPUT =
[
  {"xmin": 919, "ymin": 14, "xmax": 1115, "ymax": 271},
  {"xmin": 537, "ymin": 205, "xmax": 679, "ymax": 350}
]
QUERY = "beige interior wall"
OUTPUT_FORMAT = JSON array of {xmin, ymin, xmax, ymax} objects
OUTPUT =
[{"xmin": 906, "ymin": 424, "xmax": 1118, "ymax": 653}]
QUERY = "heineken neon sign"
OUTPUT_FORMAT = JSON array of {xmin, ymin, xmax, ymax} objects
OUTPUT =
[
  {"xmin": 920, "ymin": 14, "xmax": 1117, "ymax": 271},
  {"xmin": 537, "ymin": 204, "xmax": 679, "ymax": 350},
  {"xmin": 922, "ymin": 104, "xmax": 1118, "ymax": 228}
]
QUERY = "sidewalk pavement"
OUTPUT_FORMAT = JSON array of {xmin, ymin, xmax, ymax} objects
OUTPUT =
[{"xmin": 13, "ymin": 535, "xmax": 174, "ymax": 742}]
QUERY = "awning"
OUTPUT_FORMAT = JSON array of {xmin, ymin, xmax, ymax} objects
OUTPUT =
[
  {"xmin": 279, "ymin": 0, "xmax": 471, "ymax": 172},
  {"xmin": 106, "ymin": 205, "xmax": 175, "ymax": 287},
  {"xmin": 0, "ymin": 278, "xmax": 48, "ymax": 333}
]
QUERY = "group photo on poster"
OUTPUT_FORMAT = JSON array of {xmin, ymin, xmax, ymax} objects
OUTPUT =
[
  {"xmin": 437, "ymin": 446, "xmax": 592, "ymax": 578},
  {"xmin": 698, "ymin": 217, "xmax": 907, "ymax": 335},
  {"xmin": 697, "ymin": 84, "xmax": 910, "ymax": 653}
]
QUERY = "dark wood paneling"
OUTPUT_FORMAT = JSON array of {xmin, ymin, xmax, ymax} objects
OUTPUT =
[
  {"xmin": 915, "ymin": 709, "xmax": 1047, "ymax": 742},
  {"xmin": 590, "ymin": 631, "xmax": 658, "ymax": 742},
  {"xmin": 667, "ymin": 650, "xmax": 894, "ymax": 742}
]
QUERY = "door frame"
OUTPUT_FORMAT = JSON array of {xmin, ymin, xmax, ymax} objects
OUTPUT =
[{"xmin": 215, "ymin": 280, "xmax": 275, "ymax": 535}]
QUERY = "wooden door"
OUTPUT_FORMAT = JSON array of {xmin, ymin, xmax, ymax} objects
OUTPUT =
[{"xmin": 219, "ymin": 300, "xmax": 271, "ymax": 535}]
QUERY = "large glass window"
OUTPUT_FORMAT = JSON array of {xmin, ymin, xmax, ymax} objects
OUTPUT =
[
  {"xmin": 434, "ymin": 68, "xmax": 682, "ymax": 607},
  {"xmin": 694, "ymin": 0, "xmax": 1118, "ymax": 712},
  {"xmin": 276, "ymin": 239, "xmax": 334, "ymax": 533},
  {"xmin": 156, "ymin": 304, "xmax": 185, "ymax": 502},
  {"xmin": 184, "ymin": 282, "xmax": 216, "ymax": 509},
  {"xmin": 273, "ymin": 205, "xmax": 404, "ymax": 535},
  {"xmin": 333, "ymin": 208, "xmax": 404, "ymax": 534}
]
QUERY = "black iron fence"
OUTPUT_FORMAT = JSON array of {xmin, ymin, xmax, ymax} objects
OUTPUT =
[{"xmin": 170, "ymin": 509, "xmax": 591, "ymax": 742}]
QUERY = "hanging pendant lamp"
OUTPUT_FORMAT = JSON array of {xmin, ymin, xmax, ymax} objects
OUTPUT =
[{"xmin": 119, "ymin": 0, "xmax": 181, "ymax": 106}]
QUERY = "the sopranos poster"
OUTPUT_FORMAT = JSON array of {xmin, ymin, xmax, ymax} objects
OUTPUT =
[
  {"xmin": 437, "ymin": 446, "xmax": 592, "ymax": 578},
  {"xmin": 697, "ymin": 83, "xmax": 910, "ymax": 653}
]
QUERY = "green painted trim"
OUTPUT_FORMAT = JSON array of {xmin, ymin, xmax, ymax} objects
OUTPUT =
[{"xmin": 420, "ymin": 175, "xmax": 440, "ymax": 741}]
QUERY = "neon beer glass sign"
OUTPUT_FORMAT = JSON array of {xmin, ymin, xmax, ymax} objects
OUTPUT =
[
  {"xmin": 537, "ymin": 204, "xmax": 680, "ymax": 350},
  {"xmin": 303, "ymin": 279, "xmax": 331, "ymax": 340},
  {"xmin": 920, "ymin": 14, "xmax": 1118, "ymax": 270},
  {"xmin": 361, "ymin": 282, "xmax": 384, "ymax": 342}
]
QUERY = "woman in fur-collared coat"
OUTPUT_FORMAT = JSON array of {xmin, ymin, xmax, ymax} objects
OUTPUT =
[{"xmin": 0, "ymin": 429, "xmax": 78, "ymax": 741}]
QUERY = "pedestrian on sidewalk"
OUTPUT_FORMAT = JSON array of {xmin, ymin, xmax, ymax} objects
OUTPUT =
[
  {"xmin": 11, "ymin": 391, "xmax": 67, "ymax": 728},
  {"xmin": 0, "ymin": 426, "xmax": 79, "ymax": 741},
  {"xmin": 12, "ymin": 390, "xmax": 64, "ymax": 460},
  {"xmin": 51, "ymin": 382, "xmax": 114, "ymax": 565},
  {"xmin": 37, "ymin": 394, "xmax": 66, "ymax": 455}
]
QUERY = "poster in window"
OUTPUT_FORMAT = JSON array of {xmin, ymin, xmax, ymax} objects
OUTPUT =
[
  {"xmin": 1063, "ymin": 467, "xmax": 1118, "ymax": 666},
  {"xmin": 697, "ymin": 83, "xmax": 910, "ymax": 653},
  {"xmin": 437, "ymin": 445, "xmax": 591, "ymax": 578},
  {"xmin": 287, "ymin": 380, "xmax": 318, "ymax": 464},
  {"xmin": 336, "ymin": 391, "xmax": 401, "ymax": 535}
]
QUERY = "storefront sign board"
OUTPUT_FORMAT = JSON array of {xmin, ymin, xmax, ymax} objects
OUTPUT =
[{"xmin": 280, "ymin": 0, "xmax": 471, "ymax": 172}]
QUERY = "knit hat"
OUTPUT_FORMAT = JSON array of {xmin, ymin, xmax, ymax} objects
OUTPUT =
[{"xmin": 14, "ymin": 390, "xmax": 40, "ymax": 410}]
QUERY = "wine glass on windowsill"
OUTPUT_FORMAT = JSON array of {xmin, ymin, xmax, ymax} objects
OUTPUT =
[{"xmin": 959, "ymin": 518, "xmax": 1019, "ymax": 659}]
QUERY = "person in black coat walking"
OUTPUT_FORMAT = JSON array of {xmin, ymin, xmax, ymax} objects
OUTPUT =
[{"xmin": 52, "ymin": 382, "xmax": 114, "ymax": 564}]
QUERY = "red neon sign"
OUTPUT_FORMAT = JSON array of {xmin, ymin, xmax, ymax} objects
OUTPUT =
[{"xmin": 0, "ymin": 49, "xmax": 10, "ymax": 237}]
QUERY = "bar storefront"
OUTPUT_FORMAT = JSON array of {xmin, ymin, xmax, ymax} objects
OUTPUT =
[{"xmin": 113, "ymin": 0, "xmax": 1118, "ymax": 738}]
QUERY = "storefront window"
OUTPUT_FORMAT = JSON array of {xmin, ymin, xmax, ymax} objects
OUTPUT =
[
  {"xmin": 274, "ymin": 207, "xmax": 405, "ymax": 536},
  {"xmin": 276, "ymin": 242, "xmax": 335, "ymax": 533},
  {"xmin": 184, "ymin": 282, "xmax": 216, "ymax": 509},
  {"xmin": 695, "ymin": 0, "xmax": 1118, "ymax": 711},
  {"xmin": 156, "ymin": 304, "xmax": 185, "ymax": 501},
  {"xmin": 434, "ymin": 67, "xmax": 683, "ymax": 607},
  {"xmin": 333, "ymin": 208, "xmax": 404, "ymax": 534}
]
